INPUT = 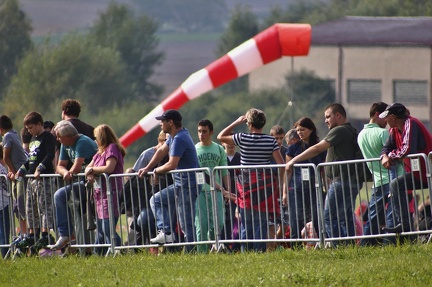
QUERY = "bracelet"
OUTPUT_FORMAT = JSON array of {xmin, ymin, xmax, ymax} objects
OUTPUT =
[
  {"xmin": 153, "ymin": 168, "xmax": 158, "ymax": 174},
  {"xmin": 18, "ymin": 167, "xmax": 27, "ymax": 175}
]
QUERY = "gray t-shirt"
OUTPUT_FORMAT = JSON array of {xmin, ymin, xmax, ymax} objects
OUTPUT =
[
  {"xmin": 132, "ymin": 147, "xmax": 156, "ymax": 171},
  {"xmin": 2, "ymin": 129, "xmax": 28, "ymax": 171}
]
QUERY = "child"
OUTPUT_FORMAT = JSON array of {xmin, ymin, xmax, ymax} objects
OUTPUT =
[
  {"xmin": 270, "ymin": 125, "xmax": 287, "ymax": 163},
  {"xmin": 15, "ymin": 112, "xmax": 56, "ymax": 252}
]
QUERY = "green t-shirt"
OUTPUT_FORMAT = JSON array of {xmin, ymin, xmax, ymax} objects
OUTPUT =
[
  {"xmin": 195, "ymin": 142, "xmax": 228, "ymax": 192},
  {"xmin": 357, "ymin": 123, "xmax": 404, "ymax": 187}
]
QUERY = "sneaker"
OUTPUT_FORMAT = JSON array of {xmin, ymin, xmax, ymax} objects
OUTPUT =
[
  {"xmin": 17, "ymin": 236, "xmax": 35, "ymax": 249},
  {"xmin": 210, "ymin": 243, "xmax": 227, "ymax": 253},
  {"xmin": 34, "ymin": 234, "xmax": 55, "ymax": 250},
  {"xmin": 51, "ymin": 236, "xmax": 71, "ymax": 251},
  {"xmin": 150, "ymin": 231, "xmax": 174, "ymax": 244}
]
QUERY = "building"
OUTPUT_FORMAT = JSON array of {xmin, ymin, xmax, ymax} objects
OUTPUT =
[{"xmin": 249, "ymin": 16, "xmax": 432, "ymax": 127}]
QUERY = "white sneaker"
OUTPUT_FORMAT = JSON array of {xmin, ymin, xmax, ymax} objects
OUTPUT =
[
  {"xmin": 210, "ymin": 243, "xmax": 227, "ymax": 253},
  {"xmin": 150, "ymin": 231, "xmax": 174, "ymax": 244},
  {"xmin": 51, "ymin": 236, "xmax": 71, "ymax": 251}
]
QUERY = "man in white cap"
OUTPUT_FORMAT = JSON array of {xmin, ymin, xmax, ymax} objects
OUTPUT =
[{"xmin": 380, "ymin": 103, "xmax": 432, "ymax": 233}]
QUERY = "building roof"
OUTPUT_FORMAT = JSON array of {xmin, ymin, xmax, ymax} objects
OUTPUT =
[{"xmin": 312, "ymin": 16, "xmax": 432, "ymax": 46}]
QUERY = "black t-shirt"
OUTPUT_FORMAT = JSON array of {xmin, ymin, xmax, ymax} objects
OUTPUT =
[
  {"xmin": 25, "ymin": 131, "xmax": 56, "ymax": 174},
  {"xmin": 68, "ymin": 118, "xmax": 95, "ymax": 140}
]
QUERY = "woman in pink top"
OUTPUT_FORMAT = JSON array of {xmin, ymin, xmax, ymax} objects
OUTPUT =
[{"xmin": 85, "ymin": 124, "xmax": 125, "ymax": 255}]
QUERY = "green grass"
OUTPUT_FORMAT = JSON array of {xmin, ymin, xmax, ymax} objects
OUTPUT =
[{"xmin": 1, "ymin": 244, "xmax": 431, "ymax": 286}]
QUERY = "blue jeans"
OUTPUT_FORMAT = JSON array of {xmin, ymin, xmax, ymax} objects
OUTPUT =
[
  {"xmin": 150, "ymin": 184, "xmax": 177, "ymax": 234},
  {"xmin": 0, "ymin": 205, "xmax": 10, "ymax": 258},
  {"xmin": 324, "ymin": 179, "xmax": 359, "ymax": 245},
  {"xmin": 360, "ymin": 183, "xmax": 395, "ymax": 246},
  {"xmin": 136, "ymin": 207, "xmax": 156, "ymax": 243},
  {"xmin": 94, "ymin": 217, "xmax": 121, "ymax": 255},
  {"xmin": 176, "ymin": 182, "xmax": 198, "ymax": 252},
  {"xmin": 390, "ymin": 172, "xmax": 423, "ymax": 231},
  {"xmin": 54, "ymin": 181, "xmax": 86, "ymax": 238},
  {"xmin": 150, "ymin": 182, "xmax": 198, "ymax": 252},
  {"xmin": 239, "ymin": 207, "xmax": 267, "ymax": 252}
]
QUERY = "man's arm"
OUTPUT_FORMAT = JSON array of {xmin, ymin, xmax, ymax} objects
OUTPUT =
[
  {"xmin": 381, "ymin": 130, "xmax": 400, "ymax": 169},
  {"xmin": 155, "ymin": 156, "xmax": 180, "ymax": 173},
  {"xmin": 57, "ymin": 158, "xmax": 86, "ymax": 181},
  {"xmin": 286, "ymin": 139, "xmax": 330, "ymax": 172},
  {"xmin": 56, "ymin": 159, "xmax": 70, "ymax": 179},
  {"xmin": 138, "ymin": 143, "xmax": 169, "ymax": 177},
  {"xmin": 3, "ymin": 147, "xmax": 15, "ymax": 174}
]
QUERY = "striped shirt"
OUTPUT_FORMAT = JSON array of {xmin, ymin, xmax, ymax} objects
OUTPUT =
[{"xmin": 232, "ymin": 133, "xmax": 279, "ymax": 165}]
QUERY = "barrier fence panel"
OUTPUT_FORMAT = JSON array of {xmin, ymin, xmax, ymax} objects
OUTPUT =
[
  {"xmin": 317, "ymin": 154, "xmax": 432, "ymax": 247},
  {"xmin": 51, "ymin": 173, "xmax": 95, "ymax": 255},
  {"xmin": 112, "ymin": 167, "xmax": 211, "ymax": 254},
  {"xmin": 213, "ymin": 164, "xmax": 322, "ymax": 252}
]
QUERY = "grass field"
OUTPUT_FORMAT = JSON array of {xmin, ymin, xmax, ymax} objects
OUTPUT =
[{"xmin": 1, "ymin": 244, "xmax": 431, "ymax": 286}]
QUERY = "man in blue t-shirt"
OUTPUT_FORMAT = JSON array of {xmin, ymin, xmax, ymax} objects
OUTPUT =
[
  {"xmin": 51, "ymin": 120, "xmax": 97, "ymax": 252},
  {"xmin": 138, "ymin": 110, "xmax": 200, "ymax": 253}
]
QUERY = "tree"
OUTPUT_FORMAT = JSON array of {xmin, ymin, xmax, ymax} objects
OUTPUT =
[
  {"xmin": 90, "ymin": 3, "xmax": 165, "ymax": 101},
  {"xmin": 0, "ymin": 0, "xmax": 32, "ymax": 95},
  {"xmin": 134, "ymin": 0, "xmax": 228, "ymax": 32},
  {"xmin": 215, "ymin": 5, "xmax": 259, "ymax": 94},
  {"xmin": 265, "ymin": 0, "xmax": 432, "ymax": 26},
  {"xmin": 3, "ymin": 34, "xmax": 133, "ymax": 124}
]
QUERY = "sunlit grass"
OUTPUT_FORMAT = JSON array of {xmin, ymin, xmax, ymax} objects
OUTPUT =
[{"xmin": 2, "ymin": 244, "xmax": 431, "ymax": 286}]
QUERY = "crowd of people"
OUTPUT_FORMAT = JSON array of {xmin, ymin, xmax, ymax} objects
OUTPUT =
[{"xmin": 0, "ymin": 99, "xmax": 431, "ymax": 258}]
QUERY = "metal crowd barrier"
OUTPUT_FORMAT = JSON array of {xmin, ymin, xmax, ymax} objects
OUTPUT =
[
  {"xmin": 2, "ymin": 154, "xmax": 432, "ymax": 258},
  {"xmin": 0, "ymin": 174, "xmax": 12, "ymax": 258},
  {"xmin": 112, "ymin": 167, "xmax": 211, "ymax": 254}
]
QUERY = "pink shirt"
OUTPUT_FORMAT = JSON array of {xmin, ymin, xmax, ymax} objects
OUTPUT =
[{"xmin": 92, "ymin": 143, "xmax": 124, "ymax": 219}]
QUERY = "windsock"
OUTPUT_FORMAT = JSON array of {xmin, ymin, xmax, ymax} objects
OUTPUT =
[{"xmin": 120, "ymin": 23, "xmax": 311, "ymax": 148}]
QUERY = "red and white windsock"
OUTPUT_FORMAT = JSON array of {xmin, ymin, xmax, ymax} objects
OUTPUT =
[{"xmin": 120, "ymin": 23, "xmax": 311, "ymax": 148}]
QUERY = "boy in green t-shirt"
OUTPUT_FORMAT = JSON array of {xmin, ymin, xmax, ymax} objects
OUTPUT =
[{"xmin": 195, "ymin": 119, "xmax": 229, "ymax": 253}]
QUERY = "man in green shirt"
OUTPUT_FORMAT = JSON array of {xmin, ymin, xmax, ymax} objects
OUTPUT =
[
  {"xmin": 195, "ymin": 119, "xmax": 229, "ymax": 253},
  {"xmin": 357, "ymin": 102, "xmax": 403, "ymax": 246}
]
